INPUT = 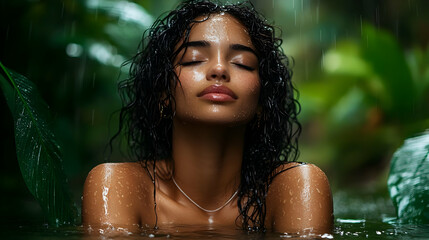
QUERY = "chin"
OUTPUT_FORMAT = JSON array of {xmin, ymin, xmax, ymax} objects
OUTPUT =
[
  {"xmin": 175, "ymin": 113, "xmax": 254, "ymax": 127},
  {"xmin": 204, "ymin": 118, "xmax": 251, "ymax": 127},
  {"xmin": 173, "ymin": 103, "xmax": 258, "ymax": 127}
]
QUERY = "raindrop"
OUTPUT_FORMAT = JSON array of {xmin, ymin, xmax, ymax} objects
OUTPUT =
[
  {"xmin": 395, "ymin": 20, "xmax": 399, "ymax": 38},
  {"xmin": 61, "ymin": 1, "xmax": 65, "ymax": 19},
  {"xmin": 366, "ymin": 34, "xmax": 369, "ymax": 47},
  {"xmin": 360, "ymin": 15, "xmax": 363, "ymax": 36},
  {"xmin": 375, "ymin": 7, "xmax": 380, "ymax": 28},
  {"xmin": 332, "ymin": 30, "xmax": 337, "ymax": 48},
  {"xmin": 415, "ymin": 2, "xmax": 419, "ymax": 17},
  {"xmin": 5, "ymin": 25, "xmax": 10, "ymax": 41},
  {"xmin": 294, "ymin": 10, "xmax": 297, "ymax": 26},
  {"xmin": 316, "ymin": 3, "xmax": 319, "ymax": 24},
  {"xmin": 91, "ymin": 109, "xmax": 95, "ymax": 125},
  {"xmin": 71, "ymin": 21, "xmax": 76, "ymax": 37},
  {"xmin": 305, "ymin": 60, "xmax": 308, "ymax": 81},
  {"xmin": 94, "ymin": 1, "xmax": 99, "ymax": 20},
  {"xmin": 28, "ymin": 22, "xmax": 33, "ymax": 40},
  {"xmin": 92, "ymin": 72, "xmax": 96, "ymax": 88},
  {"xmin": 320, "ymin": 49, "xmax": 325, "ymax": 69}
]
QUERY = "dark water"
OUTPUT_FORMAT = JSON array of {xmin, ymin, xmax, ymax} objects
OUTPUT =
[
  {"xmin": 3, "ymin": 191, "xmax": 429, "ymax": 239},
  {"xmin": 2, "ymin": 222, "xmax": 429, "ymax": 239},
  {"xmin": 2, "ymin": 220, "xmax": 429, "ymax": 239}
]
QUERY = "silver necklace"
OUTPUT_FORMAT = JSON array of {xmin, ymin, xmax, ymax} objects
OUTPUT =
[{"xmin": 172, "ymin": 176, "xmax": 239, "ymax": 213}]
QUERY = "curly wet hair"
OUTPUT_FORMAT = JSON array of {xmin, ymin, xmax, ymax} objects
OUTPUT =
[{"xmin": 114, "ymin": 0, "xmax": 301, "ymax": 231}]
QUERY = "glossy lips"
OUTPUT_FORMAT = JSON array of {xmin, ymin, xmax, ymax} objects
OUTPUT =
[{"xmin": 198, "ymin": 85, "xmax": 238, "ymax": 102}]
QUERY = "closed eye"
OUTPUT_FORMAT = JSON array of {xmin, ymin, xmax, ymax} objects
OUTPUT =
[
  {"xmin": 179, "ymin": 61, "xmax": 204, "ymax": 66},
  {"xmin": 233, "ymin": 63, "xmax": 255, "ymax": 71}
]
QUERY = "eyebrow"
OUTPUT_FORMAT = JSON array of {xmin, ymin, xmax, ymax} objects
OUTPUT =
[
  {"xmin": 181, "ymin": 40, "xmax": 210, "ymax": 48},
  {"xmin": 180, "ymin": 40, "xmax": 258, "ymax": 57},
  {"xmin": 230, "ymin": 44, "xmax": 257, "ymax": 56}
]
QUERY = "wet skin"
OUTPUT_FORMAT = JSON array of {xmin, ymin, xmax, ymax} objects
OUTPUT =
[{"xmin": 82, "ymin": 14, "xmax": 333, "ymax": 235}]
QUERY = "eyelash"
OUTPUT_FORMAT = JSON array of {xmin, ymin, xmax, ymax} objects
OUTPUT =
[
  {"xmin": 179, "ymin": 61, "xmax": 203, "ymax": 66},
  {"xmin": 234, "ymin": 63, "xmax": 255, "ymax": 71},
  {"xmin": 179, "ymin": 61, "xmax": 255, "ymax": 71}
]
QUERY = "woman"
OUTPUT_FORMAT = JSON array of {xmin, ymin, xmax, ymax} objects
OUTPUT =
[{"xmin": 82, "ymin": 0, "xmax": 333, "ymax": 235}]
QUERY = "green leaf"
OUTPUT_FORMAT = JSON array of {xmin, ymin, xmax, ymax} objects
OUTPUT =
[
  {"xmin": 362, "ymin": 24, "xmax": 416, "ymax": 120},
  {"xmin": 388, "ymin": 131, "xmax": 429, "ymax": 224},
  {"xmin": 0, "ymin": 62, "xmax": 79, "ymax": 226},
  {"xmin": 323, "ymin": 41, "xmax": 371, "ymax": 78}
]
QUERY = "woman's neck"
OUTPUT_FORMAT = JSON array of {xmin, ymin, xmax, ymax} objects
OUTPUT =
[{"xmin": 171, "ymin": 119, "xmax": 245, "ymax": 210}]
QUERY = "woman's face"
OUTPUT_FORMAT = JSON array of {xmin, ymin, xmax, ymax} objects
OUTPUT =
[{"xmin": 173, "ymin": 14, "xmax": 260, "ymax": 126}]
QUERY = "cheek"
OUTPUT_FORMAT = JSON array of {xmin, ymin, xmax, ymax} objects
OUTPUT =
[
  {"xmin": 247, "ymin": 79, "xmax": 261, "ymax": 99},
  {"xmin": 174, "ymin": 68, "xmax": 205, "ymax": 97},
  {"xmin": 233, "ymin": 74, "xmax": 261, "ymax": 121},
  {"xmin": 177, "ymin": 68, "xmax": 205, "ymax": 84},
  {"xmin": 241, "ymin": 75, "xmax": 261, "ymax": 104}
]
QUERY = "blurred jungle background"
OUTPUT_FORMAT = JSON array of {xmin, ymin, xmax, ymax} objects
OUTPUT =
[{"xmin": 0, "ymin": 0, "xmax": 428, "ymax": 224}]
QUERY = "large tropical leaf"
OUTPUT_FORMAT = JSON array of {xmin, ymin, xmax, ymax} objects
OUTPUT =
[
  {"xmin": 362, "ymin": 24, "xmax": 416, "ymax": 121},
  {"xmin": 388, "ymin": 130, "xmax": 429, "ymax": 224},
  {"xmin": 0, "ymin": 62, "xmax": 78, "ymax": 226}
]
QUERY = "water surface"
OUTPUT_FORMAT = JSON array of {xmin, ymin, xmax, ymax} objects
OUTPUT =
[{"xmin": 3, "ymin": 191, "xmax": 428, "ymax": 239}]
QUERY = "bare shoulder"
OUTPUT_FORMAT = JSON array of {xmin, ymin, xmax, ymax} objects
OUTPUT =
[
  {"xmin": 84, "ymin": 162, "xmax": 150, "ymax": 184},
  {"xmin": 82, "ymin": 162, "xmax": 154, "ymax": 232},
  {"xmin": 266, "ymin": 163, "xmax": 333, "ymax": 234}
]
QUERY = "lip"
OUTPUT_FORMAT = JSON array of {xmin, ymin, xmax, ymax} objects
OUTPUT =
[{"xmin": 197, "ymin": 85, "xmax": 238, "ymax": 102}]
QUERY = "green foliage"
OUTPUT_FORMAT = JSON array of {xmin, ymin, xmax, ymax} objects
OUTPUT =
[
  {"xmin": 298, "ymin": 23, "xmax": 429, "ymax": 185},
  {"xmin": 320, "ymin": 24, "xmax": 417, "ymax": 125},
  {"xmin": 362, "ymin": 24, "xmax": 415, "ymax": 121},
  {"xmin": 388, "ymin": 131, "xmax": 429, "ymax": 224},
  {"xmin": 0, "ymin": 62, "xmax": 79, "ymax": 226}
]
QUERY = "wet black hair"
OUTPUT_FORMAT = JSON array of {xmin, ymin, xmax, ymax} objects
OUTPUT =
[{"xmin": 114, "ymin": 0, "xmax": 301, "ymax": 232}]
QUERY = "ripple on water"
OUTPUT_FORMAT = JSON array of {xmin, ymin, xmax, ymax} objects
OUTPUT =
[{"xmin": 1, "ymin": 222, "xmax": 429, "ymax": 239}]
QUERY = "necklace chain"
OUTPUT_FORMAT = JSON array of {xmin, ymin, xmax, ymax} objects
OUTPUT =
[{"xmin": 172, "ymin": 176, "xmax": 239, "ymax": 213}]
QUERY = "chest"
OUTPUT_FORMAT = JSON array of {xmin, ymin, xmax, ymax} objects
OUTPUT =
[{"xmin": 138, "ymin": 191, "xmax": 241, "ymax": 229}]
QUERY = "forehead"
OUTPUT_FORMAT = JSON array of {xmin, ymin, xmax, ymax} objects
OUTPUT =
[{"xmin": 188, "ymin": 14, "xmax": 252, "ymax": 45}]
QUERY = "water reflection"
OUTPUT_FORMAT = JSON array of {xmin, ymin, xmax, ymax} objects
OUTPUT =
[{"xmin": 4, "ymin": 222, "xmax": 429, "ymax": 239}]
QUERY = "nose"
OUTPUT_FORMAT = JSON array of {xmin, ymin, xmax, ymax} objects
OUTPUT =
[{"xmin": 206, "ymin": 62, "xmax": 230, "ymax": 82}]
